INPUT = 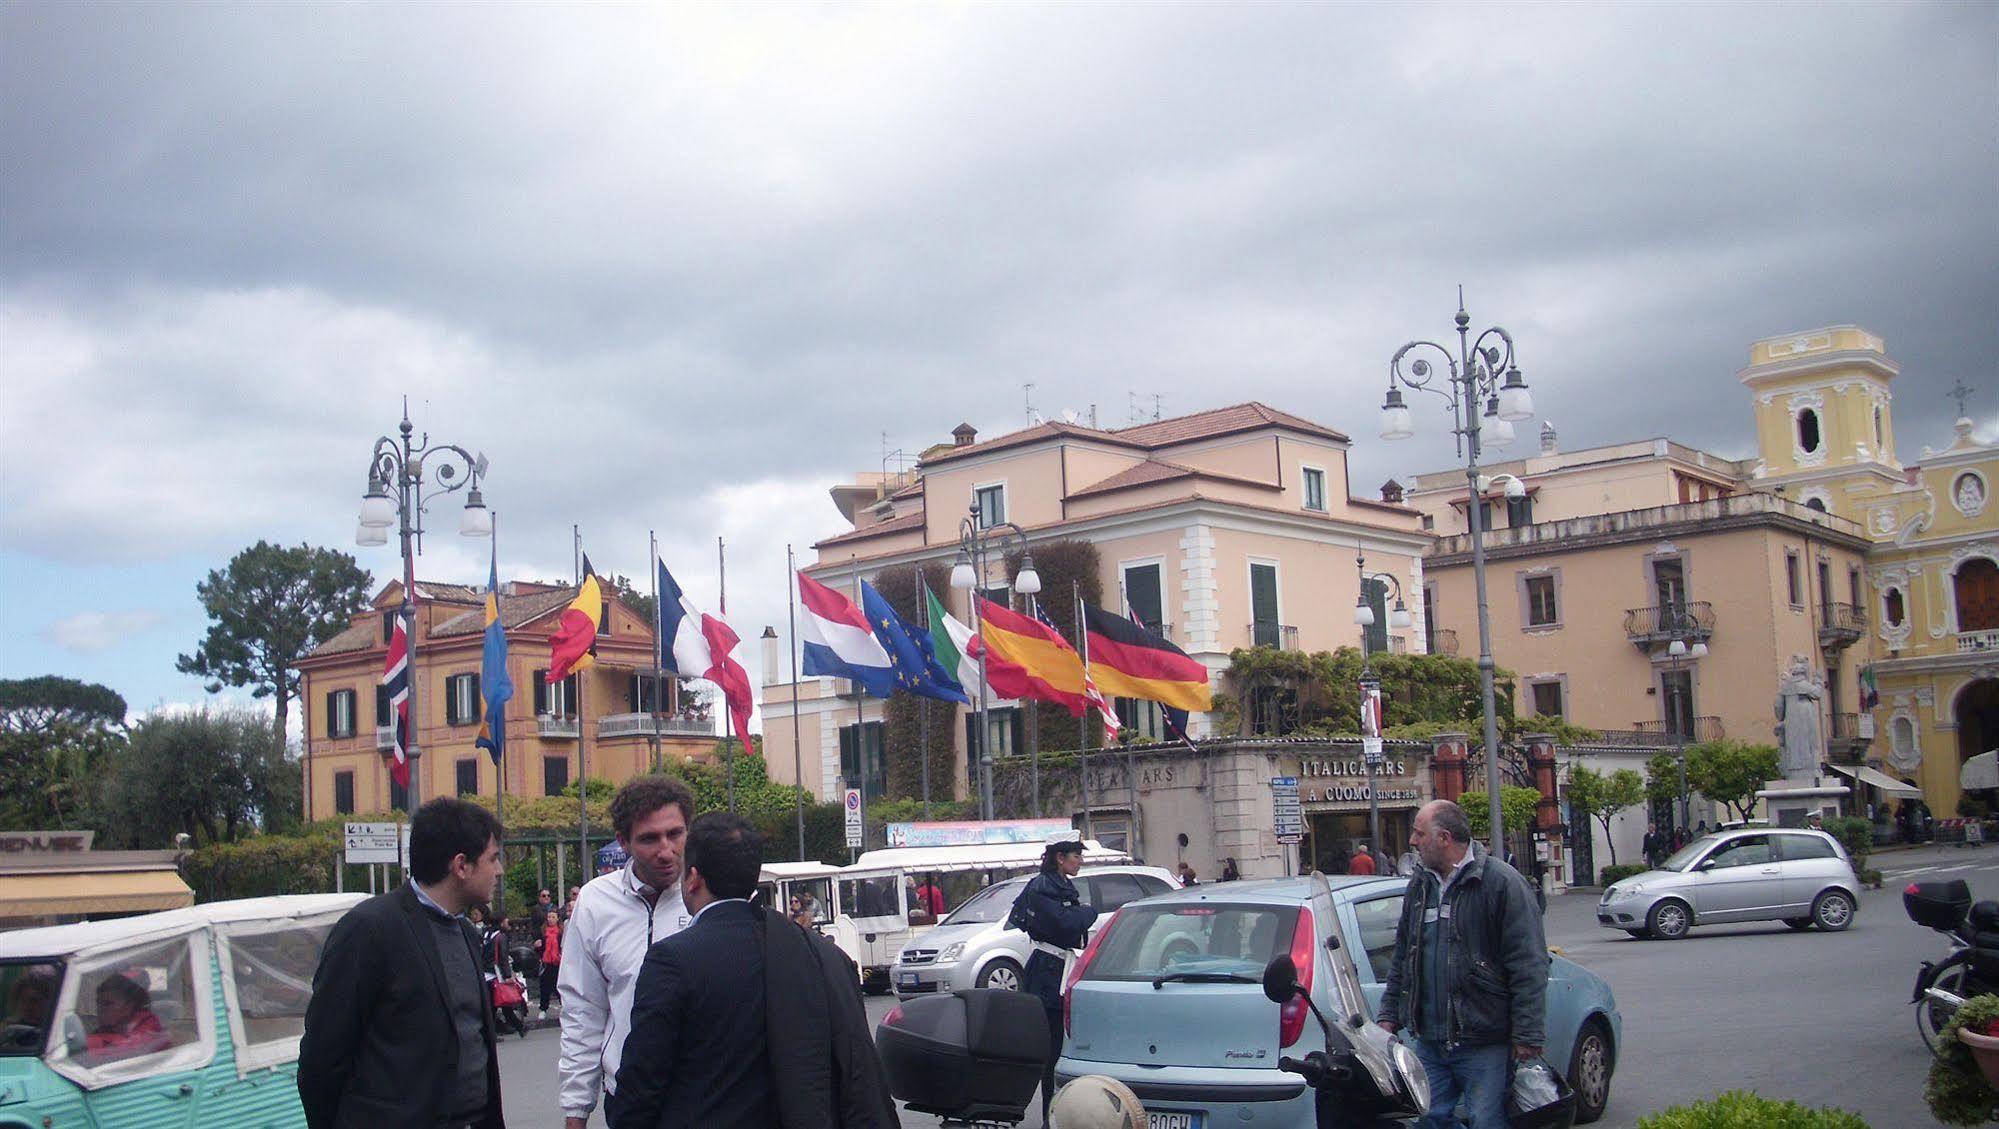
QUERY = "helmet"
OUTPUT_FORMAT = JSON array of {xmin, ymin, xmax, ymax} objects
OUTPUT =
[
  {"xmin": 1050, "ymin": 1075, "xmax": 1145, "ymax": 1129},
  {"xmin": 1508, "ymin": 1060, "xmax": 1578, "ymax": 1129}
]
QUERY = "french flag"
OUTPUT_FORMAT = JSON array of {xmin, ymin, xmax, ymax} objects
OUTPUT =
[
  {"xmin": 797, "ymin": 573, "xmax": 899, "ymax": 698},
  {"xmin": 657, "ymin": 560, "xmax": 756, "ymax": 743}
]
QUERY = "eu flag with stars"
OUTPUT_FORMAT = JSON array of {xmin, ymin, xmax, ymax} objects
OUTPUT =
[{"xmin": 860, "ymin": 581, "xmax": 969, "ymax": 704}]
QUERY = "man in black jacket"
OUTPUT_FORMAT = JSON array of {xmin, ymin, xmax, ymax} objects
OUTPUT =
[
  {"xmin": 610, "ymin": 813, "xmax": 898, "ymax": 1129},
  {"xmin": 299, "ymin": 797, "xmax": 508, "ymax": 1129},
  {"xmin": 1376, "ymin": 800, "xmax": 1547, "ymax": 1129}
]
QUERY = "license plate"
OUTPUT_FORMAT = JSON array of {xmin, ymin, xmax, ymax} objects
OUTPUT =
[
  {"xmin": 898, "ymin": 972, "xmax": 918, "ymax": 986},
  {"xmin": 1148, "ymin": 1114, "xmax": 1199, "ymax": 1129}
]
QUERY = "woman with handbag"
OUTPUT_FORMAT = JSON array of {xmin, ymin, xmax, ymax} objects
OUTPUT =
[{"xmin": 483, "ymin": 914, "xmax": 529, "ymax": 1038}]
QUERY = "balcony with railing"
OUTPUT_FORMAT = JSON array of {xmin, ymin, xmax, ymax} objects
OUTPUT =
[
  {"xmin": 1247, "ymin": 623, "xmax": 1301, "ymax": 651},
  {"xmin": 537, "ymin": 715, "xmax": 580, "ymax": 739},
  {"xmin": 1959, "ymin": 630, "xmax": 1999, "ymax": 653},
  {"xmin": 1623, "ymin": 602, "xmax": 1716, "ymax": 650},
  {"xmin": 375, "ymin": 725, "xmax": 395, "ymax": 752},
  {"xmin": 1818, "ymin": 603, "xmax": 1865, "ymax": 650},
  {"xmin": 1827, "ymin": 711, "xmax": 1874, "ymax": 765},
  {"xmin": 599, "ymin": 713, "xmax": 717, "ymax": 740},
  {"xmin": 1429, "ymin": 491, "xmax": 1865, "ymax": 561},
  {"xmin": 1591, "ymin": 716, "xmax": 1725, "ymax": 747},
  {"xmin": 1427, "ymin": 628, "xmax": 1460, "ymax": 656}
]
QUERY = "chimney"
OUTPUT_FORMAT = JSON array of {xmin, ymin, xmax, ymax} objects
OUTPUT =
[
  {"xmin": 952, "ymin": 423, "xmax": 978, "ymax": 448},
  {"xmin": 760, "ymin": 626, "xmax": 780, "ymax": 687},
  {"xmin": 1540, "ymin": 420, "xmax": 1558, "ymax": 455},
  {"xmin": 1380, "ymin": 479, "xmax": 1405, "ymax": 505}
]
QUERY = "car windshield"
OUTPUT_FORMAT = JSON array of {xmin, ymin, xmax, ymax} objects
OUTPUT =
[
  {"xmin": 1662, "ymin": 835, "xmax": 1722, "ymax": 871},
  {"xmin": 0, "ymin": 960, "xmax": 63, "ymax": 1057},
  {"xmin": 1082, "ymin": 903, "xmax": 1300, "ymax": 982},
  {"xmin": 945, "ymin": 880, "xmax": 1026, "ymax": 925}
]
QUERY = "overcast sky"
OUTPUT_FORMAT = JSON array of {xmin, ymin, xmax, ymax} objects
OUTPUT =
[{"xmin": 3, "ymin": 1, "xmax": 1994, "ymax": 724}]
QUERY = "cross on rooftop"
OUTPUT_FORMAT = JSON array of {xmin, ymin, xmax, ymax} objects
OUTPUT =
[{"xmin": 1949, "ymin": 379, "xmax": 1975, "ymax": 418}]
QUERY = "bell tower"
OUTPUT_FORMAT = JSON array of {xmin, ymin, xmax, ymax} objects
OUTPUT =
[{"xmin": 1738, "ymin": 326, "xmax": 1899, "ymax": 514}]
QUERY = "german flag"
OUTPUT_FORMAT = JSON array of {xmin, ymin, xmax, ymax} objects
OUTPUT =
[{"xmin": 1084, "ymin": 604, "xmax": 1213, "ymax": 712}]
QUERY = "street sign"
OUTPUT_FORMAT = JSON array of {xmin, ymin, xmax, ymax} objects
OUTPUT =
[
  {"xmin": 344, "ymin": 821, "xmax": 407, "ymax": 865},
  {"xmin": 1271, "ymin": 776, "xmax": 1304, "ymax": 844},
  {"xmin": 844, "ymin": 788, "xmax": 864, "ymax": 849},
  {"xmin": 1362, "ymin": 736, "xmax": 1385, "ymax": 765}
]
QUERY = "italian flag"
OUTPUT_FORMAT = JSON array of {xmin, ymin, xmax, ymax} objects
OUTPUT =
[{"xmin": 924, "ymin": 583, "xmax": 1014, "ymax": 703}]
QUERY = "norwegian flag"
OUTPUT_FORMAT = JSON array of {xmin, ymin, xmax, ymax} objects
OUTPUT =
[{"xmin": 382, "ymin": 614, "xmax": 411, "ymax": 787}]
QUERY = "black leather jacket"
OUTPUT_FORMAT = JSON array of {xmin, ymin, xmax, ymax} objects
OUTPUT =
[{"xmin": 1375, "ymin": 844, "xmax": 1549, "ymax": 1048}]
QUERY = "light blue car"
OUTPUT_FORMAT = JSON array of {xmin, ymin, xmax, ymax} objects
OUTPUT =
[{"xmin": 1058, "ymin": 874, "xmax": 1621, "ymax": 1128}]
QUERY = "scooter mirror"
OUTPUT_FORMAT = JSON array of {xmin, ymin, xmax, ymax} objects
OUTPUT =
[{"xmin": 1261, "ymin": 955, "xmax": 1300, "ymax": 1004}]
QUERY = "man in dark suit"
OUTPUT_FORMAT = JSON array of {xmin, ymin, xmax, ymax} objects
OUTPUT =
[
  {"xmin": 611, "ymin": 812, "xmax": 899, "ymax": 1129},
  {"xmin": 299, "ymin": 798, "xmax": 508, "ymax": 1129}
]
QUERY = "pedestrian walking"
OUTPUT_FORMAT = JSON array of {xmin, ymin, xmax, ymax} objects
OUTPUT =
[
  {"xmin": 1641, "ymin": 824, "xmax": 1661, "ymax": 868},
  {"xmin": 558, "ymin": 775, "xmax": 696, "ymax": 1129},
  {"xmin": 1009, "ymin": 830, "xmax": 1099, "ymax": 1128},
  {"xmin": 1348, "ymin": 841, "xmax": 1378, "ymax": 876},
  {"xmin": 1376, "ymin": 799, "xmax": 1548, "ymax": 1129},
  {"xmin": 609, "ymin": 813, "xmax": 897, "ymax": 1129},
  {"xmin": 1176, "ymin": 861, "xmax": 1199, "ymax": 886},
  {"xmin": 531, "ymin": 888, "xmax": 556, "ymax": 932},
  {"xmin": 483, "ymin": 914, "xmax": 528, "ymax": 1039},
  {"xmin": 539, "ymin": 911, "xmax": 563, "ymax": 1018},
  {"xmin": 298, "ymin": 797, "xmax": 507, "ymax": 1129}
]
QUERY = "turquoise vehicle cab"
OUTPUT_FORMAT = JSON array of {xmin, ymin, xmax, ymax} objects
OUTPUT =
[{"xmin": 0, "ymin": 893, "xmax": 365, "ymax": 1129}]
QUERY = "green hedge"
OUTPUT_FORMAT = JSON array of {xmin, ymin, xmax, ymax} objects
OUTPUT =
[
  {"xmin": 1634, "ymin": 1091, "xmax": 1869, "ymax": 1128},
  {"xmin": 1599, "ymin": 863, "xmax": 1648, "ymax": 888}
]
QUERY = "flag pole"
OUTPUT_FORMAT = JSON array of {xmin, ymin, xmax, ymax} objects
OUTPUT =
[
  {"xmin": 720, "ymin": 536, "xmax": 735, "ymax": 813},
  {"xmin": 788, "ymin": 545, "xmax": 806, "ymax": 861},
  {"xmin": 1026, "ymin": 592, "xmax": 1041, "ymax": 819},
  {"xmin": 494, "ymin": 513, "xmax": 504, "ymax": 842},
  {"xmin": 1115, "ymin": 581, "xmax": 1139, "ymax": 859},
  {"xmin": 575, "ymin": 532, "xmax": 588, "ymax": 890},
  {"xmin": 649, "ymin": 530, "xmax": 661, "ymax": 773},
  {"xmin": 851, "ymin": 554, "xmax": 865, "ymax": 852},
  {"xmin": 918, "ymin": 576, "xmax": 932, "ymax": 821},
  {"xmin": 1075, "ymin": 579, "xmax": 1092, "ymax": 843}
]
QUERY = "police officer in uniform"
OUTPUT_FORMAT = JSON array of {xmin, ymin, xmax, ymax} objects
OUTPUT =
[{"xmin": 1008, "ymin": 829, "xmax": 1099, "ymax": 1128}]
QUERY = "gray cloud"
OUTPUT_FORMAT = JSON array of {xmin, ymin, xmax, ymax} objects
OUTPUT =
[{"xmin": 40, "ymin": 610, "xmax": 167, "ymax": 655}]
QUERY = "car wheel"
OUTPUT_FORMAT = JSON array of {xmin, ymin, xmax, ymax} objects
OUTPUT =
[
  {"xmin": 1783, "ymin": 917, "xmax": 1813, "ymax": 931},
  {"xmin": 1647, "ymin": 899, "xmax": 1691, "ymax": 940},
  {"xmin": 1812, "ymin": 889, "xmax": 1855, "ymax": 932},
  {"xmin": 978, "ymin": 958, "xmax": 1023, "ymax": 992},
  {"xmin": 1567, "ymin": 1017, "xmax": 1614, "ymax": 1124}
]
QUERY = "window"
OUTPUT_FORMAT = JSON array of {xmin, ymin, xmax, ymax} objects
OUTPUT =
[
  {"xmin": 66, "ymin": 937, "xmax": 202, "ymax": 1069},
  {"xmin": 445, "ymin": 673, "xmax": 479, "ymax": 726},
  {"xmin": 1818, "ymin": 561, "xmax": 1833, "ymax": 614},
  {"xmin": 1875, "ymin": 406, "xmax": 1885, "ymax": 450},
  {"xmin": 1249, "ymin": 561, "xmax": 1280, "ymax": 647},
  {"xmin": 1805, "ymin": 497, "xmax": 1828, "ymax": 513},
  {"xmin": 1529, "ymin": 679, "xmax": 1566, "ymax": 720},
  {"xmin": 963, "ymin": 709, "xmax": 1021, "ymax": 782},
  {"xmin": 1884, "ymin": 587, "xmax": 1907, "ymax": 627},
  {"xmin": 325, "ymin": 690, "xmax": 356, "ymax": 739},
  {"xmin": 334, "ymin": 771, "xmax": 355, "ymax": 815},
  {"xmin": 1797, "ymin": 408, "xmax": 1821, "ymax": 454},
  {"xmin": 390, "ymin": 777, "xmax": 408, "ymax": 812},
  {"xmin": 1524, "ymin": 574, "xmax": 1559, "ymax": 628},
  {"xmin": 974, "ymin": 484, "xmax": 1006, "ymax": 529},
  {"xmin": 1473, "ymin": 500, "xmax": 1495, "ymax": 532},
  {"xmin": 1302, "ymin": 467, "xmax": 1327, "ymax": 512},
  {"xmin": 1122, "ymin": 562, "xmax": 1164, "ymax": 633},
  {"xmin": 839, "ymin": 875, "xmax": 902, "ymax": 920},
  {"xmin": 455, "ymin": 758, "xmax": 478, "ymax": 796},
  {"xmin": 1350, "ymin": 894, "xmax": 1404, "ymax": 983},
  {"xmin": 1089, "ymin": 872, "xmax": 1155, "ymax": 913},
  {"xmin": 382, "ymin": 611, "xmax": 397, "ymax": 644},
  {"xmin": 1701, "ymin": 834, "xmax": 1772, "ymax": 870},
  {"xmin": 534, "ymin": 671, "xmax": 578, "ymax": 718},
  {"xmin": 1505, "ymin": 495, "xmax": 1534, "ymax": 527},
  {"xmin": 600, "ymin": 599, "xmax": 612, "ymax": 636},
  {"xmin": 1892, "ymin": 716, "xmax": 1917, "ymax": 761},
  {"xmin": 1776, "ymin": 834, "xmax": 1837, "ymax": 861},
  {"xmin": 1115, "ymin": 698, "xmax": 1165, "ymax": 741},
  {"xmin": 1661, "ymin": 669, "xmax": 1695, "ymax": 740},
  {"xmin": 1362, "ymin": 577, "xmax": 1389, "ymax": 653},
  {"xmin": 630, "ymin": 673, "xmax": 670, "ymax": 713},
  {"xmin": 1652, "ymin": 557, "xmax": 1687, "ymax": 619},
  {"xmin": 1850, "ymin": 568, "xmax": 1863, "ymax": 608},
  {"xmin": 840, "ymin": 720, "xmax": 887, "ymax": 800},
  {"xmin": 1079, "ymin": 904, "xmax": 1300, "ymax": 982},
  {"xmin": 543, "ymin": 756, "xmax": 569, "ymax": 797},
  {"xmin": 375, "ymin": 685, "xmax": 391, "ymax": 727},
  {"xmin": 1956, "ymin": 558, "xmax": 1999, "ymax": 633},
  {"xmin": 1785, "ymin": 551, "xmax": 1802, "ymax": 607},
  {"xmin": 1423, "ymin": 586, "xmax": 1438, "ymax": 654},
  {"xmin": 220, "ymin": 918, "xmax": 338, "ymax": 1057}
]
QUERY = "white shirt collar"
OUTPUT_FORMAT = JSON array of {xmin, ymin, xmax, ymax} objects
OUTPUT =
[{"xmin": 688, "ymin": 896, "xmax": 750, "ymax": 927}]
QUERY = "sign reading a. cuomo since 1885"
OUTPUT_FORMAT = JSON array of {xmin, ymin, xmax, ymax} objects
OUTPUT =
[{"xmin": 1298, "ymin": 756, "xmax": 1423, "ymax": 807}]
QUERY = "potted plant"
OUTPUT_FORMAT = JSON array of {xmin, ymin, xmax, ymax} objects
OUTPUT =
[{"xmin": 1928, "ymin": 994, "xmax": 1999, "ymax": 1125}]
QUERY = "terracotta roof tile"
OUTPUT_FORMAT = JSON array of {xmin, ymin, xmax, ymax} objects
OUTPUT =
[
  {"xmin": 921, "ymin": 401, "xmax": 1347, "ymax": 466},
  {"xmin": 308, "ymin": 584, "xmax": 594, "ymax": 659},
  {"xmin": 1066, "ymin": 458, "xmax": 1284, "ymax": 500},
  {"xmin": 813, "ymin": 510, "xmax": 926, "ymax": 549}
]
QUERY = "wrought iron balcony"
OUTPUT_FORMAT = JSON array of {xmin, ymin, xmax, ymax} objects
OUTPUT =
[
  {"xmin": 1248, "ymin": 623, "xmax": 1301, "ymax": 650},
  {"xmin": 537, "ymin": 714, "xmax": 580, "ymax": 739},
  {"xmin": 1818, "ymin": 603, "xmax": 1865, "ymax": 650},
  {"xmin": 1593, "ymin": 716, "xmax": 1725, "ymax": 747},
  {"xmin": 1827, "ymin": 713, "xmax": 1872, "ymax": 765},
  {"xmin": 1428, "ymin": 629, "xmax": 1460, "ymax": 656},
  {"xmin": 598, "ymin": 712, "xmax": 717, "ymax": 740},
  {"xmin": 1623, "ymin": 602, "xmax": 1715, "ymax": 650}
]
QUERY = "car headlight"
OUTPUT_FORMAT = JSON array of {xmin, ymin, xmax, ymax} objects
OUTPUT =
[
  {"xmin": 1611, "ymin": 883, "xmax": 1644, "ymax": 901},
  {"xmin": 937, "ymin": 942, "xmax": 965, "ymax": 962}
]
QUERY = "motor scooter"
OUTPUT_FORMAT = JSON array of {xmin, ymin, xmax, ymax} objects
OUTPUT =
[
  {"xmin": 1258, "ymin": 954, "xmax": 1429, "ymax": 1128},
  {"xmin": 1906, "ymin": 879, "xmax": 1999, "ymax": 1050}
]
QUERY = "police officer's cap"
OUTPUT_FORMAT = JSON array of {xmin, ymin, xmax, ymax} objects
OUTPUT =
[{"xmin": 1046, "ymin": 829, "xmax": 1086, "ymax": 853}]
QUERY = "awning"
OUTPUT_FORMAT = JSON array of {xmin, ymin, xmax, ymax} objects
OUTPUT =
[
  {"xmin": 0, "ymin": 869, "xmax": 194, "ymax": 919},
  {"xmin": 1964, "ymin": 751, "xmax": 1999, "ymax": 792},
  {"xmin": 1827, "ymin": 764, "xmax": 1923, "ymax": 798}
]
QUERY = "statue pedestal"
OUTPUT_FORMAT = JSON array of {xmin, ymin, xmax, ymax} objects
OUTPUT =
[{"xmin": 1757, "ymin": 777, "xmax": 1850, "ymax": 828}]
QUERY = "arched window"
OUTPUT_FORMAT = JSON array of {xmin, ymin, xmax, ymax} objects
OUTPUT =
[
  {"xmin": 1892, "ymin": 716, "xmax": 1915, "ymax": 759},
  {"xmin": 1874, "ymin": 406, "xmax": 1885, "ymax": 450},
  {"xmin": 1884, "ymin": 587, "xmax": 1907, "ymax": 628},
  {"xmin": 1797, "ymin": 408, "xmax": 1822, "ymax": 454},
  {"xmin": 1956, "ymin": 558, "xmax": 1999, "ymax": 633},
  {"xmin": 1805, "ymin": 497, "xmax": 1828, "ymax": 513}
]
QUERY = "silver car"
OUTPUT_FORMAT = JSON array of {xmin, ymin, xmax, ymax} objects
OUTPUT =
[
  {"xmin": 1597, "ymin": 827, "xmax": 1860, "ymax": 940},
  {"xmin": 891, "ymin": 865, "xmax": 1178, "ymax": 997}
]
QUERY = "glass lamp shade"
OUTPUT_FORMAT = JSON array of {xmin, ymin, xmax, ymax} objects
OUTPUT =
[
  {"xmin": 1390, "ymin": 605, "xmax": 1413, "ymax": 630},
  {"xmin": 1689, "ymin": 642, "xmax": 1710, "ymax": 659},
  {"xmin": 1380, "ymin": 404, "xmax": 1414, "ymax": 441},
  {"xmin": 949, "ymin": 554, "xmax": 976, "ymax": 590},
  {"xmin": 458, "ymin": 490, "xmax": 492, "ymax": 538},
  {"xmin": 1497, "ymin": 369, "xmax": 1534, "ymax": 422},
  {"xmin": 1353, "ymin": 601, "xmax": 1375, "ymax": 627},
  {"xmin": 359, "ymin": 489, "xmax": 396, "ymax": 529},
  {"xmin": 1483, "ymin": 413, "xmax": 1515, "ymax": 449},
  {"xmin": 1668, "ymin": 638, "xmax": 1688, "ymax": 658},
  {"xmin": 356, "ymin": 520, "xmax": 388, "ymax": 547},
  {"xmin": 1015, "ymin": 560, "xmax": 1042, "ymax": 595}
]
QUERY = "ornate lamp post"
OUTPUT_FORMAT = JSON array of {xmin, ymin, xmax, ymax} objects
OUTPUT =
[
  {"xmin": 1353, "ymin": 549, "xmax": 1413, "ymax": 858},
  {"xmin": 1379, "ymin": 292, "xmax": 1535, "ymax": 858},
  {"xmin": 949, "ymin": 504, "xmax": 1041, "ymax": 821},
  {"xmin": 356, "ymin": 405, "xmax": 492, "ymax": 812},
  {"xmin": 1661, "ymin": 605, "xmax": 1709, "ymax": 833}
]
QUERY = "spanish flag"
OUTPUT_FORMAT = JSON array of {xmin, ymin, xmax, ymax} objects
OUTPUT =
[
  {"xmin": 547, "ymin": 561, "xmax": 601, "ymax": 683},
  {"xmin": 1083, "ymin": 604, "xmax": 1212, "ymax": 712},
  {"xmin": 975, "ymin": 596, "xmax": 1097, "ymax": 718}
]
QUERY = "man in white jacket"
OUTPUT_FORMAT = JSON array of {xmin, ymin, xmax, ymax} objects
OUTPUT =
[{"xmin": 558, "ymin": 775, "xmax": 695, "ymax": 1128}]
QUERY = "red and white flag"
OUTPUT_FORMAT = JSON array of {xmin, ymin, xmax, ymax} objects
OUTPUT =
[{"xmin": 382, "ymin": 615, "xmax": 411, "ymax": 787}]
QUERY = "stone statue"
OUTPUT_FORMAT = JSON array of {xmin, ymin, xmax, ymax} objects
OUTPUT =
[{"xmin": 1773, "ymin": 657, "xmax": 1825, "ymax": 778}]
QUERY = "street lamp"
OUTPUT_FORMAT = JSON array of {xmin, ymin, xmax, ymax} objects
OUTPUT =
[
  {"xmin": 1353, "ymin": 548, "xmax": 1412, "ymax": 862},
  {"xmin": 950, "ymin": 503, "xmax": 1041, "ymax": 821},
  {"xmin": 356, "ymin": 403, "xmax": 491, "ymax": 813},
  {"xmin": 1658, "ymin": 604, "xmax": 1709, "ymax": 832},
  {"xmin": 1379, "ymin": 291, "xmax": 1535, "ymax": 859}
]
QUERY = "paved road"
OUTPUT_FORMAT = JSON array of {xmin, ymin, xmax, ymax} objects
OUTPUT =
[{"xmin": 499, "ymin": 843, "xmax": 1999, "ymax": 1127}]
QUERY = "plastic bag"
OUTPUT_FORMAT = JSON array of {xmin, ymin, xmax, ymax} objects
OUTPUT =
[{"xmin": 1510, "ymin": 1061, "xmax": 1560, "ymax": 1113}]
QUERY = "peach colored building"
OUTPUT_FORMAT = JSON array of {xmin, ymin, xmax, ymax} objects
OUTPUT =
[
  {"xmin": 298, "ymin": 580, "xmax": 716, "ymax": 821},
  {"xmin": 760, "ymin": 403, "xmax": 1433, "ymax": 847}
]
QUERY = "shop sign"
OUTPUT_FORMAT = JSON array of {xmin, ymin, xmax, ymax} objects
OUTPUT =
[
  {"xmin": 0, "ymin": 831, "xmax": 94, "ymax": 853},
  {"xmin": 1084, "ymin": 762, "xmax": 1180, "ymax": 794},
  {"xmin": 1299, "ymin": 755, "xmax": 1423, "ymax": 807},
  {"xmin": 1303, "ymin": 757, "xmax": 1409, "ymax": 778}
]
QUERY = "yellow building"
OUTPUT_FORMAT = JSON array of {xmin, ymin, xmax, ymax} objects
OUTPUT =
[{"xmin": 298, "ymin": 580, "xmax": 717, "ymax": 821}]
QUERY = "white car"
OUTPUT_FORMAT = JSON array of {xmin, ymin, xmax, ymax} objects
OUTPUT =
[{"xmin": 891, "ymin": 865, "xmax": 1178, "ymax": 997}]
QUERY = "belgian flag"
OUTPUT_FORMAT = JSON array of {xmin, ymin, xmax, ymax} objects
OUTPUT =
[{"xmin": 1083, "ymin": 604, "xmax": 1213, "ymax": 712}]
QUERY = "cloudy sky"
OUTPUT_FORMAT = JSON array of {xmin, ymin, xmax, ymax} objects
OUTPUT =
[{"xmin": 3, "ymin": 2, "xmax": 1994, "ymax": 723}]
